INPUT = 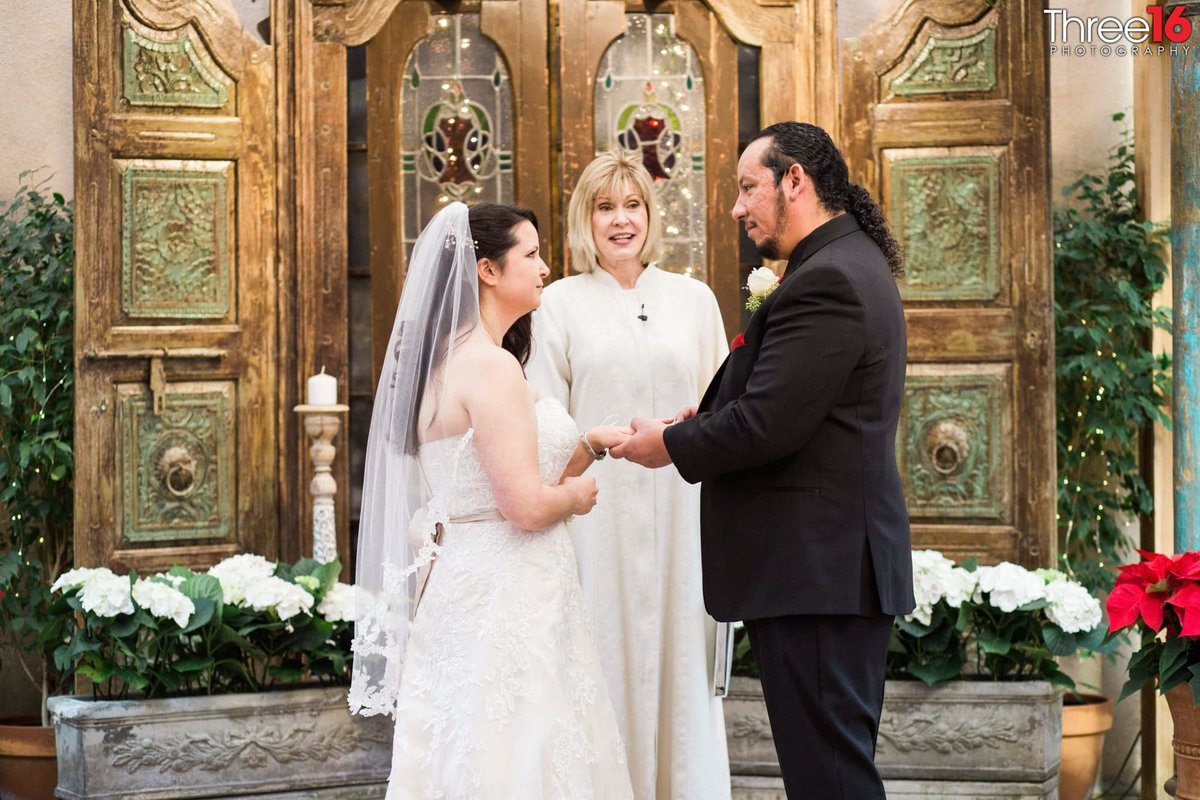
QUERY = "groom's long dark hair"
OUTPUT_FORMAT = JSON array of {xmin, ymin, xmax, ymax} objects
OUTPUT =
[{"xmin": 754, "ymin": 122, "xmax": 904, "ymax": 277}]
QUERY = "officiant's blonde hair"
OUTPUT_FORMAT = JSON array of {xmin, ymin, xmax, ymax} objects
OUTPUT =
[{"xmin": 567, "ymin": 150, "xmax": 663, "ymax": 274}]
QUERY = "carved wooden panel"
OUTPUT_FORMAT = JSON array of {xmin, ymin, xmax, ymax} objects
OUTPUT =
[
  {"xmin": 888, "ymin": 27, "xmax": 997, "ymax": 97},
  {"xmin": 899, "ymin": 365, "xmax": 1011, "ymax": 523},
  {"xmin": 74, "ymin": 0, "xmax": 277, "ymax": 574},
  {"xmin": 121, "ymin": 23, "xmax": 232, "ymax": 108},
  {"xmin": 884, "ymin": 149, "xmax": 1005, "ymax": 303},
  {"xmin": 119, "ymin": 160, "xmax": 234, "ymax": 320},
  {"xmin": 842, "ymin": 0, "xmax": 1051, "ymax": 567},
  {"xmin": 117, "ymin": 382, "xmax": 236, "ymax": 544}
]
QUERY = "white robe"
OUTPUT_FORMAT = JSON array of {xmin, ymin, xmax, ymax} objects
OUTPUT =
[{"xmin": 528, "ymin": 265, "xmax": 732, "ymax": 800}]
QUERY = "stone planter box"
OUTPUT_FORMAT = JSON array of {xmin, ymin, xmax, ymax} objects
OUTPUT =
[
  {"xmin": 48, "ymin": 686, "xmax": 392, "ymax": 799},
  {"xmin": 725, "ymin": 677, "xmax": 1062, "ymax": 800}
]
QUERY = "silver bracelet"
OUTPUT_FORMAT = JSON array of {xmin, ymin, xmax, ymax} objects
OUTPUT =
[{"xmin": 580, "ymin": 432, "xmax": 606, "ymax": 460}]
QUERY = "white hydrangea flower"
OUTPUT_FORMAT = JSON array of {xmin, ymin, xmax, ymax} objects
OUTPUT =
[
  {"xmin": 243, "ymin": 576, "xmax": 314, "ymax": 621},
  {"xmin": 317, "ymin": 582, "xmax": 358, "ymax": 623},
  {"xmin": 133, "ymin": 579, "xmax": 196, "ymax": 628},
  {"xmin": 51, "ymin": 566, "xmax": 114, "ymax": 594},
  {"xmin": 905, "ymin": 551, "xmax": 978, "ymax": 626},
  {"xmin": 907, "ymin": 550, "xmax": 957, "ymax": 625},
  {"xmin": 944, "ymin": 567, "xmax": 977, "ymax": 609},
  {"xmin": 1044, "ymin": 579, "xmax": 1103, "ymax": 634},
  {"xmin": 79, "ymin": 572, "xmax": 135, "ymax": 618},
  {"xmin": 208, "ymin": 554, "xmax": 277, "ymax": 606},
  {"xmin": 153, "ymin": 572, "xmax": 187, "ymax": 589},
  {"xmin": 975, "ymin": 562, "xmax": 1046, "ymax": 613}
]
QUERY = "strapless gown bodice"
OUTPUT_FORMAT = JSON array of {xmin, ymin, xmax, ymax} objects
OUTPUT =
[{"xmin": 417, "ymin": 397, "xmax": 578, "ymax": 520}]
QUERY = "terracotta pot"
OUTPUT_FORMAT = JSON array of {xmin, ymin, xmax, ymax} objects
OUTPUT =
[
  {"xmin": 0, "ymin": 718, "xmax": 57, "ymax": 800},
  {"xmin": 1058, "ymin": 694, "xmax": 1113, "ymax": 800},
  {"xmin": 1168, "ymin": 684, "xmax": 1200, "ymax": 800}
]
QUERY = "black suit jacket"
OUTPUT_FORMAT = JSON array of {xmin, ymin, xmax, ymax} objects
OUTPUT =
[{"xmin": 664, "ymin": 214, "xmax": 915, "ymax": 622}]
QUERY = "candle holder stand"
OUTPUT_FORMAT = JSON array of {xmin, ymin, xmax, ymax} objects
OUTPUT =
[{"xmin": 294, "ymin": 404, "xmax": 350, "ymax": 565}]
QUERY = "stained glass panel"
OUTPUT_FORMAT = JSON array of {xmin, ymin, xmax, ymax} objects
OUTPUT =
[
  {"xmin": 401, "ymin": 15, "xmax": 513, "ymax": 256},
  {"xmin": 595, "ymin": 14, "xmax": 706, "ymax": 279}
]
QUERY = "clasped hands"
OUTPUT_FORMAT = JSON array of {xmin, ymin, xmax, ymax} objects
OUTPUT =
[{"xmin": 600, "ymin": 405, "xmax": 697, "ymax": 469}]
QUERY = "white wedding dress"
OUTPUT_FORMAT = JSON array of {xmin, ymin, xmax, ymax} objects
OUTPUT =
[{"xmin": 386, "ymin": 398, "xmax": 634, "ymax": 800}]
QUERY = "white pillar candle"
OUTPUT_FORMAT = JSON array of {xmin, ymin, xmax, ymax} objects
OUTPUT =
[{"xmin": 307, "ymin": 368, "xmax": 338, "ymax": 406}]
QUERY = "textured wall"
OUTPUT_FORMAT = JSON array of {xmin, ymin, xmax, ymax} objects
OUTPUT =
[
  {"xmin": 0, "ymin": 1, "xmax": 74, "ymax": 200},
  {"xmin": 1049, "ymin": 15, "xmax": 1136, "ymax": 195}
]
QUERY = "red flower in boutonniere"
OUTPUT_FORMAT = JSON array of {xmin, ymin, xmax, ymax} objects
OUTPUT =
[{"xmin": 730, "ymin": 333, "xmax": 746, "ymax": 351}]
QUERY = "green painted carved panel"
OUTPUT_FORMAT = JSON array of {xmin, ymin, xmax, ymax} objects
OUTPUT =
[
  {"xmin": 890, "ymin": 28, "xmax": 996, "ymax": 97},
  {"xmin": 899, "ymin": 370, "xmax": 1010, "ymax": 521},
  {"xmin": 118, "ymin": 384, "xmax": 236, "ymax": 544},
  {"xmin": 121, "ymin": 164, "xmax": 232, "ymax": 319},
  {"xmin": 889, "ymin": 154, "xmax": 1000, "ymax": 302},
  {"xmin": 122, "ymin": 26, "xmax": 230, "ymax": 108}
]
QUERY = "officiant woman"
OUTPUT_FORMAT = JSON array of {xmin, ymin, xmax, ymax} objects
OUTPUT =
[{"xmin": 527, "ymin": 149, "xmax": 731, "ymax": 800}]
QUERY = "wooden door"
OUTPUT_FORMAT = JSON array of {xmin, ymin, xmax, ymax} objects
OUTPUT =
[
  {"xmin": 841, "ymin": 0, "xmax": 1054, "ymax": 567},
  {"xmin": 73, "ymin": 0, "xmax": 278, "ymax": 571}
]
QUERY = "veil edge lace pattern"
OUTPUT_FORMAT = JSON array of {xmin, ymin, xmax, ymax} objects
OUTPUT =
[{"xmin": 349, "ymin": 202, "xmax": 478, "ymax": 718}]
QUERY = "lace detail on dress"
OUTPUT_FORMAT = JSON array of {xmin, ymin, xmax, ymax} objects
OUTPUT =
[{"xmin": 384, "ymin": 398, "xmax": 631, "ymax": 799}]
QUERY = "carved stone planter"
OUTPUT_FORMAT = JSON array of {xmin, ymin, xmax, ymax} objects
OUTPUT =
[
  {"xmin": 725, "ymin": 677, "xmax": 1062, "ymax": 800},
  {"xmin": 48, "ymin": 686, "xmax": 391, "ymax": 799}
]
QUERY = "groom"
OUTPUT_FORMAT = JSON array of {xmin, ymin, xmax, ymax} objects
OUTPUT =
[{"xmin": 611, "ymin": 121, "xmax": 914, "ymax": 799}]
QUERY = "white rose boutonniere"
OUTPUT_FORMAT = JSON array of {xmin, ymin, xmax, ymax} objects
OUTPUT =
[{"xmin": 745, "ymin": 266, "xmax": 781, "ymax": 312}]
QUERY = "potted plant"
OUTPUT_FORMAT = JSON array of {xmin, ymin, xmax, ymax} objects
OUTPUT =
[
  {"xmin": 725, "ymin": 550, "xmax": 1108, "ymax": 800},
  {"xmin": 46, "ymin": 554, "xmax": 391, "ymax": 799},
  {"xmin": 0, "ymin": 175, "xmax": 75, "ymax": 800},
  {"xmin": 887, "ymin": 550, "xmax": 1111, "ymax": 800},
  {"xmin": 1107, "ymin": 549, "xmax": 1200, "ymax": 799}
]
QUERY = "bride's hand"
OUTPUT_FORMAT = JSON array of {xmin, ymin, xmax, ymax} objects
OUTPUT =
[
  {"xmin": 586, "ymin": 425, "xmax": 633, "ymax": 452},
  {"xmin": 561, "ymin": 475, "xmax": 599, "ymax": 516}
]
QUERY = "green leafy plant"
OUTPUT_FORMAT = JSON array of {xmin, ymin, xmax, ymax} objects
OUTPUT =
[
  {"xmin": 886, "ymin": 550, "xmax": 1110, "ymax": 688},
  {"xmin": 1054, "ymin": 112, "xmax": 1171, "ymax": 594},
  {"xmin": 0, "ymin": 173, "xmax": 75, "ymax": 723},
  {"xmin": 49, "ymin": 554, "xmax": 355, "ymax": 700}
]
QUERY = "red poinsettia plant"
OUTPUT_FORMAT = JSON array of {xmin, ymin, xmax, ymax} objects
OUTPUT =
[{"xmin": 1107, "ymin": 549, "xmax": 1200, "ymax": 703}]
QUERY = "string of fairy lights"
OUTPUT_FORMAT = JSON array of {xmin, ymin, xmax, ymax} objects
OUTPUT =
[{"xmin": 1057, "ymin": 321, "xmax": 1124, "ymax": 576}]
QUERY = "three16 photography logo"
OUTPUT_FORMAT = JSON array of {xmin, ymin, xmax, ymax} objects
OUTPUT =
[{"xmin": 1045, "ymin": 5, "xmax": 1193, "ymax": 57}]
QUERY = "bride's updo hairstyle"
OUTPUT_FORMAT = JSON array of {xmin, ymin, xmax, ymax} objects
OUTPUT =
[{"xmin": 468, "ymin": 203, "xmax": 539, "ymax": 367}]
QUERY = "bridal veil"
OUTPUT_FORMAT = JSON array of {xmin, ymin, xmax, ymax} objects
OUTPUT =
[{"xmin": 349, "ymin": 201, "xmax": 478, "ymax": 717}]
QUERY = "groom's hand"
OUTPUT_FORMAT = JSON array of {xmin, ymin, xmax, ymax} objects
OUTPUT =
[
  {"xmin": 672, "ymin": 405, "xmax": 698, "ymax": 423},
  {"xmin": 609, "ymin": 417, "xmax": 673, "ymax": 468}
]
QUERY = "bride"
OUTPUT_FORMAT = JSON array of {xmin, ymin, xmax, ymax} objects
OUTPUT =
[{"xmin": 349, "ymin": 201, "xmax": 635, "ymax": 799}]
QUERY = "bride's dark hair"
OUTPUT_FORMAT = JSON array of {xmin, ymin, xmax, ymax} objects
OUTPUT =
[{"xmin": 468, "ymin": 203, "xmax": 539, "ymax": 367}]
